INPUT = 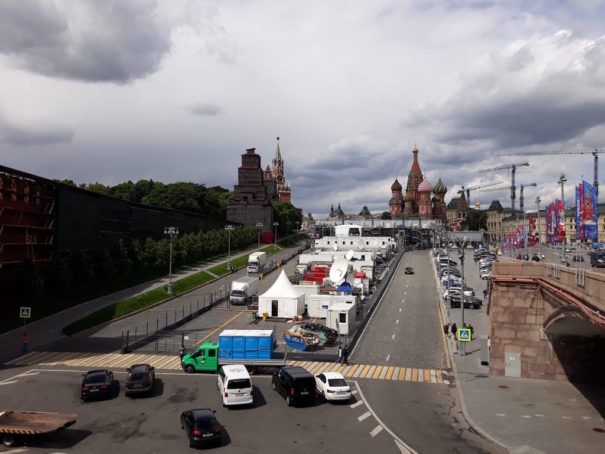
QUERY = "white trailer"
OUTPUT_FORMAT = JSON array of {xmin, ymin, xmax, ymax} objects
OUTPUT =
[
  {"xmin": 326, "ymin": 302, "xmax": 357, "ymax": 336},
  {"xmin": 306, "ymin": 294, "xmax": 356, "ymax": 319},
  {"xmin": 247, "ymin": 252, "xmax": 267, "ymax": 274},
  {"xmin": 229, "ymin": 276, "xmax": 260, "ymax": 305}
]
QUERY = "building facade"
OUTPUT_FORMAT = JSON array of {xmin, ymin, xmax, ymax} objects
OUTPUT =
[{"xmin": 271, "ymin": 137, "xmax": 291, "ymax": 203}]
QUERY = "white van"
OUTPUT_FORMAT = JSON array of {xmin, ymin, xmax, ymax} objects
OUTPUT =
[{"xmin": 217, "ymin": 365, "xmax": 253, "ymax": 407}]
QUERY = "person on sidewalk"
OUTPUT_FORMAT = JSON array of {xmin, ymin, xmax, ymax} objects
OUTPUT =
[
  {"xmin": 451, "ymin": 323, "xmax": 458, "ymax": 340},
  {"xmin": 337, "ymin": 344, "xmax": 343, "ymax": 364},
  {"xmin": 443, "ymin": 323, "xmax": 449, "ymax": 337},
  {"xmin": 22, "ymin": 332, "xmax": 29, "ymax": 353},
  {"xmin": 342, "ymin": 345, "xmax": 349, "ymax": 365},
  {"xmin": 483, "ymin": 289, "xmax": 488, "ymax": 300}
]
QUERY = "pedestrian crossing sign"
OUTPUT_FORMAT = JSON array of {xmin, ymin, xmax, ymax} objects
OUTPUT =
[
  {"xmin": 457, "ymin": 328, "xmax": 471, "ymax": 342},
  {"xmin": 20, "ymin": 307, "xmax": 31, "ymax": 319}
]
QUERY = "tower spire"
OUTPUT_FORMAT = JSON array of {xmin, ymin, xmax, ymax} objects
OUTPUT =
[{"xmin": 274, "ymin": 136, "xmax": 282, "ymax": 162}]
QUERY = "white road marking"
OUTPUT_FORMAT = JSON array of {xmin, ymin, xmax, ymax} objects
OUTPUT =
[
  {"xmin": 581, "ymin": 416, "xmax": 591, "ymax": 420},
  {"xmin": 352, "ymin": 381, "xmax": 417, "ymax": 454},
  {"xmin": 370, "ymin": 425, "xmax": 384, "ymax": 437},
  {"xmin": 521, "ymin": 415, "xmax": 531, "ymax": 418},
  {"xmin": 358, "ymin": 411, "xmax": 371, "ymax": 422},
  {"xmin": 562, "ymin": 416, "xmax": 572, "ymax": 419},
  {"xmin": 399, "ymin": 308, "xmax": 402, "ymax": 312},
  {"xmin": 396, "ymin": 320, "xmax": 399, "ymax": 324},
  {"xmin": 351, "ymin": 389, "xmax": 358, "ymax": 395},
  {"xmin": 392, "ymin": 334, "xmax": 395, "ymax": 340},
  {"xmin": 350, "ymin": 400, "xmax": 364, "ymax": 409},
  {"xmin": 534, "ymin": 414, "xmax": 544, "ymax": 417},
  {"xmin": 0, "ymin": 380, "xmax": 18, "ymax": 385},
  {"xmin": 3, "ymin": 449, "xmax": 28, "ymax": 453},
  {"xmin": 496, "ymin": 413, "xmax": 506, "ymax": 417},
  {"xmin": 16, "ymin": 371, "xmax": 39, "ymax": 377},
  {"xmin": 386, "ymin": 354, "xmax": 390, "ymax": 362}
]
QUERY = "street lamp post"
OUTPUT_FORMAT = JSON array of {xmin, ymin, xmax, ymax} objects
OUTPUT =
[
  {"xmin": 163, "ymin": 226, "xmax": 179, "ymax": 295},
  {"xmin": 273, "ymin": 222, "xmax": 279, "ymax": 246},
  {"xmin": 256, "ymin": 222, "xmax": 263, "ymax": 248},
  {"xmin": 535, "ymin": 196, "xmax": 541, "ymax": 257},
  {"xmin": 558, "ymin": 173, "xmax": 567, "ymax": 264},
  {"xmin": 225, "ymin": 225, "xmax": 234, "ymax": 270}
]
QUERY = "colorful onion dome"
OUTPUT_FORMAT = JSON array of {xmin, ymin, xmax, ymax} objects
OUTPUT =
[
  {"xmin": 391, "ymin": 178, "xmax": 402, "ymax": 192},
  {"xmin": 433, "ymin": 177, "xmax": 447, "ymax": 195},
  {"xmin": 418, "ymin": 175, "xmax": 433, "ymax": 192}
]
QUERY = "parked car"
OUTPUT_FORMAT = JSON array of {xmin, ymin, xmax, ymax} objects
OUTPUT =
[
  {"xmin": 444, "ymin": 286, "xmax": 474, "ymax": 300},
  {"xmin": 449, "ymin": 294, "xmax": 483, "ymax": 309},
  {"xmin": 572, "ymin": 254, "xmax": 584, "ymax": 262},
  {"xmin": 180, "ymin": 409, "xmax": 222, "ymax": 448},
  {"xmin": 272, "ymin": 366, "xmax": 316, "ymax": 406},
  {"xmin": 81, "ymin": 369, "xmax": 116, "ymax": 401},
  {"xmin": 404, "ymin": 266, "xmax": 414, "ymax": 275},
  {"xmin": 315, "ymin": 372, "xmax": 352, "ymax": 402},
  {"xmin": 125, "ymin": 364, "xmax": 155, "ymax": 397},
  {"xmin": 217, "ymin": 365, "xmax": 253, "ymax": 407}
]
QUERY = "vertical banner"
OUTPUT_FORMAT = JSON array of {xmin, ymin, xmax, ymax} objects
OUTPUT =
[
  {"xmin": 576, "ymin": 184, "xmax": 582, "ymax": 241},
  {"xmin": 546, "ymin": 204, "xmax": 552, "ymax": 244},
  {"xmin": 529, "ymin": 215, "xmax": 536, "ymax": 246},
  {"xmin": 582, "ymin": 180, "xmax": 598, "ymax": 240},
  {"xmin": 522, "ymin": 225, "xmax": 526, "ymax": 248},
  {"xmin": 558, "ymin": 199, "xmax": 566, "ymax": 243},
  {"xmin": 554, "ymin": 199, "xmax": 559, "ymax": 244}
]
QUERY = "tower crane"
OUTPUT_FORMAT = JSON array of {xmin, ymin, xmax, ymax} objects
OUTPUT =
[
  {"xmin": 519, "ymin": 183, "xmax": 537, "ymax": 213},
  {"xmin": 457, "ymin": 182, "xmax": 504, "ymax": 203},
  {"xmin": 479, "ymin": 162, "xmax": 529, "ymax": 211},
  {"xmin": 498, "ymin": 148, "xmax": 605, "ymax": 202}
]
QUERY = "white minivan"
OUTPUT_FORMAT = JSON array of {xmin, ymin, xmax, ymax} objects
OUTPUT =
[{"xmin": 217, "ymin": 365, "xmax": 254, "ymax": 407}]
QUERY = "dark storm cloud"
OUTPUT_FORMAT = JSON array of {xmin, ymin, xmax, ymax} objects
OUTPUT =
[
  {"xmin": 0, "ymin": 0, "xmax": 173, "ymax": 83},
  {"xmin": 188, "ymin": 103, "xmax": 222, "ymax": 116},
  {"xmin": 404, "ymin": 32, "xmax": 605, "ymax": 152},
  {"xmin": 0, "ymin": 115, "xmax": 74, "ymax": 146}
]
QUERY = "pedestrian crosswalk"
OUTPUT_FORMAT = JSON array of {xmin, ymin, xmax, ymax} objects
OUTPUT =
[{"xmin": 6, "ymin": 351, "xmax": 452, "ymax": 385}]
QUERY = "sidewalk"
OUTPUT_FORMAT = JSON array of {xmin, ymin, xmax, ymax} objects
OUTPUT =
[
  {"xmin": 0, "ymin": 244, "xmax": 263, "ymax": 365},
  {"xmin": 433, "ymin": 249, "xmax": 605, "ymax": 454}
]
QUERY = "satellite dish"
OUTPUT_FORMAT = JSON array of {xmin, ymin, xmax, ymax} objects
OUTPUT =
[
  {"xmin": 329, "ymin": 258, "xmax": 348, "ymax": 286},
  {"xmin": 345, "ymin": 250, "xmax": 354, "ymax": 261}
]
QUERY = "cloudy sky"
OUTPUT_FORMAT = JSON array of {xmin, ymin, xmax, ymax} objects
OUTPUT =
[{"xmin": 1, "ymin": 0, "xmax": 605, "ymax": 217}]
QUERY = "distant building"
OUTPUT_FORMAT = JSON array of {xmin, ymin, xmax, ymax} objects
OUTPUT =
[
  {"xmin": 271, "ymin": 137, "xmax": 291, "ymax": 203},
  {"xmin": 226, "ymin": 148, "xmax": 275, "ymax": 232},
  {"xmin": 446, "ymin": 192, "xmax": 469, "ymax": 230},
  {"xmin": 388, "ymin": 145, "xmax": 447, "ymax": 223}
]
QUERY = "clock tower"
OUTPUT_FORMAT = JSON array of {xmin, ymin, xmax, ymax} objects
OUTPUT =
[{"xmin": 271, "ymin": 137, "xmax": 291, "ymax": 203}]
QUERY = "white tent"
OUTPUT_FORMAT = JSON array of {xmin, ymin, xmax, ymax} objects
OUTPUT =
[{"xmin": 258, "ymin": 270, "xmax": 305, "ymax": 318}]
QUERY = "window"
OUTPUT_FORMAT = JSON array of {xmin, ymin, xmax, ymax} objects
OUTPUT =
[
  {"xmin": 208, "ymin": 349, "xmax": 216, "ymax": 357},
  {"xmin": 339, "ymin": 313, "xmax": 347, "ymax": 323}
]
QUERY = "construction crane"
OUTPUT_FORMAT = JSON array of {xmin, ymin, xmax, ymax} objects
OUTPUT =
[
  {"xmin": 498, "ymin": 148, "xmax": 605, "ymax": 201},
  {"xmin": 479, "ymin": 162, "xmax": 529, "ymax": 211},
  {"xmin": 519, "ymin": 183, "xmax": 537, "ymax": 213},
  {"xmin": 457, "ymin": 182, "xmax": 504, "ymax": 203}
]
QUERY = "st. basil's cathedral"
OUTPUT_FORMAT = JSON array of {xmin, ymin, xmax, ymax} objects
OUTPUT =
[{"xmin": 389, "ymin": 145, "xmax": 447, "ymax": 222}]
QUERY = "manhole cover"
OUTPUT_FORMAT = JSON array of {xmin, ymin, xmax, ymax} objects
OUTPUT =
[
  {"xmin": 593, "ymin": 427, "xmax": 605, "ymax": 433},
  {"xmin": 498, "ymin": 385, "xmax": 509, "ymax": 389}
]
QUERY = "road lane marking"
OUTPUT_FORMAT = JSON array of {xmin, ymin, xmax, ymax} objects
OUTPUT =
[
  {"xmin": 372, "ymin": 366, "xmax": 383, "ymax": 379},
  {"xmin": 424, "ymin": 369, "xmax": 430, "ymax": 382},
  {"xmin": 392, "ymin": 367, "xmax": 400, "ymax": 380},
  {"xmin": 435, "ymin": 291, "xmax": 452, "ymax": 370},
  {"xmin": 16, "ymin": 371, "xmax": 39, "ymax": 377},
  {"xmin": 341, "ymin": 365, "xmax": 352, "ymax": 376},
  {"xmin": 350, "ymin": 400, "xmax": 364, "ymax": 409},
  {"xmin": 370, "ymin": 425, "xmax": 384, "ymax": 437},
  {"xmin": 360, "ymin": 365, "xmax": 372, "ymax": 378},
  {"xmin": 399, "ymin": 308, "xmax": 402, "ymax": 312},
  {"xmin": 379, "ymin": 367, "xmax": 389, "ymax": 380},
  {"xmin": 534, "ymin": 414, "xmax": 544, "ymax": 417},
  {"xmin": 522, "ymin": 415, "xmax": 531, "ymax": 418},
  {"xmin": 351, "ymin": 389, "xmax": 358, "ymax": 395},
  {"xmin": 358, "ymin": 411, "xmax": 371, "ymax": 422},
  {"xmin": 396, "ymin": 320, "xmax": 399, "ymax": 324},
  {"xmin": 430, "ymin": 369, "xmax": 437, "ymax": 383},
  {"xmin": 345, "ymin": 364, "xmax": 359, "ymax": 377},
  {"xmin": 385, "ymin": 354, "xmax": 390, "ymax": 362},
  {"xmin": 353, "ymin": 365, "xmax": 365, "ymax": 378},
  {"xmin": 398, "ymin": 368, "xmax": 406, "ymax": 380},
  {"xmin": 385, "ymin": 367, "xmax": 394, "ymax": 380},
  {"xmin": 411, "ymin": 368, "xmax": 418, "ymax": 381},
  {"xmin": 581, "ymin": 416, "xmax": 591, "ymax": 420},
  {"xmin": 0, "ymin": 381, "xmax": 18, "ymax": 385},
  {"xmin": 496, "ymin": 413, "xmax": 506, "ymax": 417},
  {"xmin": 392, "ymin": 334, "xmax": 395, "ymax": 340},
  {"xmin": 195, "ymin": 310, "xmax": 245, "ymax": 346},
  {"xmin": 352, "ymin": 381, "xmax": 417, "ymax": 454}
]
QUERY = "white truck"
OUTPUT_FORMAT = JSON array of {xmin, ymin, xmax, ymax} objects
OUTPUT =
[
  {"xmin": 229, "ymin": 276, "xmax": 260, "ymax": 305},
  {"xmin": 247, "ymin": 251, "xmax": 267, "ymax": 274}
]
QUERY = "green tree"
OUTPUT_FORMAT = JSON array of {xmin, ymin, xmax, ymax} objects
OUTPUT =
[
  {"xmin": 45, "ymin": 254, "xmax": 72, "ymax": 299},
  {"xmin": 272, "ymin": 201, "xmax": 302, "ymax": 236},
  {"xmin": 110, "ymin": 240, "xmax": 132, "ymax": 281},
  {"xmin": 110, "ymin": 181, "xmax": 134, "ymax": 201},
  {"xmin": 17, "ymin": 258, "xmax": 44, "ymax": 305},
  {"xmin": 466, "ymin": 209, "xmax": 487, "ymax": 231},
  {"xmin": 381, "ymin": 211, "xmax": 391, "ymax": 219},
  {"xmin": 86, "ymin": 182, "xmax": 111, "ymax": 196},
  {"xmin": 69, "ymin": 250, "xmax": 94, "ymax": 296}
]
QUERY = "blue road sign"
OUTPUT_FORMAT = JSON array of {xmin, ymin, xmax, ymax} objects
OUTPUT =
[
  {"xmin": 20, "ymin": 307, "xmax": 31, "ymax": 319},
  {"xmin": 457, "ymin": 328, "xmax": 471, "ymax": 342}
]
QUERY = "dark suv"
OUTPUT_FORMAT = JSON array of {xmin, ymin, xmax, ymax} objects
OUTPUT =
[{"xmin": 272, "ymin": 366, "xmax": 316, "ymax": 406}]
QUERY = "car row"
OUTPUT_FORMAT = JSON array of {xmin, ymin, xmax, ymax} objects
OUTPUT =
[{"xmin": 81, "ymin": 364, "xmax": 156, "ymax": 401}]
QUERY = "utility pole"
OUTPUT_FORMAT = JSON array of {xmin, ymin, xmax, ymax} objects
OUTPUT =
[
  {"xmin": 536, "ymin": 196, "xmax": 541, "ymax": 257},
  {"xmin": 256, "ymin": 222, "xmax": 263, "ymax": 248},
  {"xmin": 163, "ymin": 226, "xmax": 179, "ymax": 295},
  {"xmin": 225, "ymin": 225, "xmax": 234, "ymax": 270}
]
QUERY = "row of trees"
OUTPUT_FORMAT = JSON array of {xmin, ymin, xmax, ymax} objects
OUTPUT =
[
  {"xmin": 59, "ymin": 179, "xmax": 233, "ymax": 219},
  {"xmin": 5, "ymin": 225, "xmax": 259, "ymax": 325}
]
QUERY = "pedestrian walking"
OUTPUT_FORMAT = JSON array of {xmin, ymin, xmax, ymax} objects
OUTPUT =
[
  {"xmin": 483, "ymin": 289, "xmax": 488, "ymax": 300},
  {"xmin": 342, "ymin": 345, "xmax": 349, "ymax": 365},
  {"xmin": 451, "ymin": 323, "xmax": 458, "ymax": 340},
  {"xmin": 337, "ymin": 344, "xmax": 343, "ymax": 364},
  {"xmin": 469, "ymin": 324, "xmax": 474, "ymax": 337},
  {"xmin": 22, "ymin": 332, "xmax": 29, "ymax": 353},
  {"xmin": 443, "ymin": 323, "xmax": 449, "ymax": 337}
]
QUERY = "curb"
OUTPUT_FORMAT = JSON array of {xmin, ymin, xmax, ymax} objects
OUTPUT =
[{"xmin": 430, "ymin": 249, "xmax": 511, "ymax": 452}]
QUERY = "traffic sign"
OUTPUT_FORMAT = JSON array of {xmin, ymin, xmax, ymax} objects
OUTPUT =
[
  {"xmin": 19, "ymin": 307, "xmax": 31, "ymax": 319},
  {"xmin": 457, "ymin": 328, "xmax": 471, "ymax": 342}
]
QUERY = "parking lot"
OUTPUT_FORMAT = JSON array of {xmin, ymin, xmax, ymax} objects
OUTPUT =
[{"xmin": 0, "ymin": 365, "xmax": 401, "ymax": 453}]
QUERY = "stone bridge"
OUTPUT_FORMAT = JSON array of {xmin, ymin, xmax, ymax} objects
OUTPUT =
[{"xmin": 489, "ymin": 262, "xmax": 605, "ymax": 383}]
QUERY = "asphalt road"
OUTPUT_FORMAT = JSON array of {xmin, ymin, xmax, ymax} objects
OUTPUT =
[
  {"xmin": 351, "ymin": 249, "xmax": 447, "ymax": 369},
  {"xmin": 0, "ymin": 365, "xmax": 400, "ymax": 454},
  {"xmin": 349, "ymin": 248, "xmax": 504, "ymax": 453}
]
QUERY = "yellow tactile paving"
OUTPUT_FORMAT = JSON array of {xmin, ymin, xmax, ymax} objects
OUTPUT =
[
  {"xmin": 385, "ymin": 367, "xmax": 395, "ymax": 380},
  {"xmin": 7, "ymin": 351, "xmax": 452, "ymax": 384},
  {"xmin": 345, "ymin": 364, "xmax": 360, "ymax": 377},
  {"xmin": 372, "ymin": 366, "xmax": 383, "ymax": 379}
]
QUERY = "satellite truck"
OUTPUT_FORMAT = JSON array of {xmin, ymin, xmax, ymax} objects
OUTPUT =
[
  {"xmin": 247, "ymin": 251, "xmax": 267, "ymax": 274},
  {"xmin": 229, "ymin": 276, "xmax": 259, "ymax": 305},
  {"xmin": 0, "ymin": 411, "xmax": 77, "ymax": 447}
]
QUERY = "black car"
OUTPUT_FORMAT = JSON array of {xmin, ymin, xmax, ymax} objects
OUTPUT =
[
  {"xmin": 572, "ymin": 254, "xmax": 584, "ymax": 262},
  {"xmin": 272, "ymin": 366, "xmax": 316, "ymax": 406},
  {"xmin": 180, "ymin": 409, "xmax": 222, "ymax": 448},
  {"xmin": 125, "ymin": 364, "xmax": 155, "ymax": 396},
  {"xmin": 449, "ymin": 294, "xmax": 482, "ymax": 309},
  {"xmin": 81, "ymin": 369, "xmax": 116, "ymax": 401},
  {"xmin": 404, "ymin": 267, "xmax": 414, "ymax": 274}
]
